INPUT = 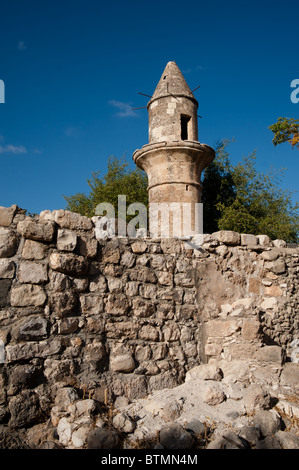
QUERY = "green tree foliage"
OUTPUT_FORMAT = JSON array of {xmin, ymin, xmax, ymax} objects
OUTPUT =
[
  {"xmin": 214, "ymin": 150, "xmax": 299, "ymax": 242},
  {"xmin": 269, "ymin": 117, "xmax": 299, "ymax": 149},
  {"xmin": 65, "ymin": 145, "xmax": 299, "ymax": 243},
  {"xmin": 64, "ymin": 155, "xmax": 148, "ymax": 219},
  {"xmin": 201, "ymin": 140, "xmax": 236, "ymax": 234}
]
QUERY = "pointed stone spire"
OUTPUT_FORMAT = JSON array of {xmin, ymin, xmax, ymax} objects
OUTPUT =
[{"xmin": 151, "ymin": 61, "xmax": 194, "ymax": 101}]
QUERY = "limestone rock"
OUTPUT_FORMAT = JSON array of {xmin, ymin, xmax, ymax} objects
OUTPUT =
[
  {"xmin": 18, "ymin": 262, "xmax": 48, "ymax": 284},
  {"xmin": 185, "ymin": 364, "xmax": 223, "ymax": 382},
  {"xmin": 49, "ymin": 290, "xmax": 78, "ymax": 317},
  {"xmin": 9, "ymin": 391, "xmax": 42, "ymax": 428},
  {"xmin": 159, "ymin": 423, "xmax": 194, "ymax": 449},
  {"xmin": 275, "ymin": 431, "xmax": 299, "ymax": 449},
  {"xmin": 243, "ymin": 384, "xmax": 272, "ymax": 413},
  {"xmin": 238, "ymin": 426, "xmax": 261, "ymax": 447},
  {"xmin": 131, "ymin": 241, "xmax": 147, "ymax": 254},
  {"xmin": 159, "ymin": 399, "xmax": 182, "ymax": 422},
  {"xmin": 0, "ymin": 259, "xmax": 15, "ymax": 279},
  {"xmin": 207, "ymin": 431, "xmax": 246, "ymax": 449},
  {"xmin": 87, "ymin": 428, "xmax": 120, "ymax": 449},
  {"xmin": 241, "ymin": 233, "xmax": 257, "ymax": 245},
  {"xmin": 22, "ymin": 239, "xmax": 47, "ymax": 260},
  {"xmin": 79, "ymin": 294, "xmax": 104, "ymax": 315},
  {"xmin": 204, "ymin": 385, "xmax": 226, "ymax": 406},
  {"xmin": 112, "ymin": 412, "xmax": 136, "ymax": 433},
  {"xmin": 13, "ymin": 316, "xmax": 49, "ymax": 341},
  {"xmin": 254, "ymin": 346, "xmax": 285, "ymax": 364},
  {"xmin": 253, "ymin": 410, "xmax": 281, "ymax": 437},
  {"xmin": 105, "ymin": 293, "xmax": 130, "ymax": 315},
  {"xmin": 257, "ymin": 234, "xmax": 272, "ymax": 246},
  {"xmin": 49, "ymin": 252, "xmax": 89, "ymax": 277},
  {"xmin": 0, "ymin": 205, "xmax": 17, "ymax": 226},
  {"xmin": 212, "ymin": 230, "xmax": 240, "ymax": 245},
  {"xmin": 55, "ymin": 387, "xmax": 79, "ymax": 410},
  {"xmin": 57, "ymin": 417, "xmax": 75, "ymax": 446},
  {"xmin": 10, "ymin": 284, "xmax": 46, "ymax": 307},
  {"xmin": 17, "ymin": 219, "xmax": 55, "ymax": 242},
  {"xmin": 110, "ymin": 354, "xmax": 135, "ymax": 373},
  {"xmin": 0, "ymin": 228, "xmax": 19, "ymax": 258},
  {"xmin": 54, "ymin": 210, "xmax": 93, "ymax": 231},
  {"xmin": 57, "ymin": 229, "xmax": 77, "ymax": 252},
  {"xmin": 6, "ymin": 339, "xmax": 62, "ymax": 362},
  {"xmin": 255, "ymin": 436, "xmax": 282, "ymax": 449}
]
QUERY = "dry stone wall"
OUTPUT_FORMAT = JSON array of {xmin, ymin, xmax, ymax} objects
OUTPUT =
[{"xmin": 0, "ymin": 204, "xmax": 298, "ymax": 445}]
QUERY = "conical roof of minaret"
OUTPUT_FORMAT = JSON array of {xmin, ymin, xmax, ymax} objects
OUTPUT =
[{"xmin": 151, "ymin": 61, "xmax": 195, "ymax": 101}]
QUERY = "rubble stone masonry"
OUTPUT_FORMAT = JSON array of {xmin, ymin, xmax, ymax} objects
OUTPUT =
[{"xmin": 0, "ymin": 204, "xmax": 298, "ymax": 442}]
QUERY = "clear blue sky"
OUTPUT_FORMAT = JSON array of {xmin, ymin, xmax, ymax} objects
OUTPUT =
[{"xmin": 0, "ymin": 0, "xmax": 298, "ymax": 214}]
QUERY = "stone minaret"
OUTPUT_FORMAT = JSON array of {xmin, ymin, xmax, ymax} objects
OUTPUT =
[{"xmin": 133, "ymin": 61, "xmax": 215, "ymax": 237}]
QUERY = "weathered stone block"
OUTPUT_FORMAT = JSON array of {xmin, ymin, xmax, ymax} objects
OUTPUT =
[
  {"xmin": 265, "ymin": 285, "xmax": 282, "ymax": 297},
  {"xmin": 212, "ymin": 230, "xmax": 240, "ymax": 245},
  {"xmin": 49, "ymin": 291, "xmax": 77, "ymax": 317},
  {"xmin": 107, "ymin": 277, "xmax": 123, "ymax": 293},
  {"xmin": 260, "ymin": 296, "xmax": 277, "ymax": 310},
  {"xmin": 120, "ymin": 250, "xmax": 136, "ymax": 268},
  {"xmin": 22, "ymin": 239, "xmax": 47, "ymax": 260},
  {"xmin": 272, "ymin": 239, "xmax": 287, "ymax": 248},
  {"xmin": 204, "ymin": 385, "xmax": 226, "ymax": 406},
  {"xmin": 89, "ymin": 275, "xmax": 107, "ymax": 293},
  {"xmin": 160, "ymin": 238, "xmax": 181, "ymax": 254},
  {"xmin": 241, "ymin": 318, "xmax": 260, "ymax": 341},
  {"xmin": 206, "ymin": 319, "xmax": 242, "ymax": 337},
  {"xmin": 49, "ymin": 252, "xmax": 89, "ymax": 277},
  {"xmin": 9, "ymin": 391, "xmax": 42, "ymax": 428},
  {"xmin": 54, "ymin": 209, "xmax": 93, "ymax": 231},
  {"xmin": 132, "ymin": 297, "xmax": 155, "ymax": 317},
  {"xmin": 6, "ymin": 339, "xmax": 62, "ymax": 362},
  {"xmin": 155, "ymin": 301, "xmax": 174, "ymax": 320},
  {"xmin": 255, "ymin": 346, "xmax": 285, "ymax": 364},
  {"xmin": 17, "ymin": 219, "xmax": 55, "ymax": 242},
  {"xmin": 176, "ymin": 304, "xmax": 197, "ymax": 320},
  {"xmin": 253, "ymin": 410, "xmax": 281, "ymax": 436},
  {"xmin": 18, "ymin": 262, "xmax": 48, "ymax": 284},
  {"xmin": 128, "ymin": 266, "xmax": 157, "ymax": 283},
  {"xmin": 257, "ymin": 234, "xmax": 272, "ymax": 246},
  {"xmin": 112, "ymin": 411, "xmax": 136, "ymax": 433},
  {"xmin": 105, "ymin": 321, "xmax": 138, "ymax": 339},
  {"xmin": 99, "ymin": 243, "xmax": 120, "ymax": 264},
  {"xmin": 163, "ymin": 323, "xmax": 180, "ymax": 342},
  {"xmin": 0, "ymin": 228, "xmax": 19, "ymax": 258},
  {"xmin": 58, "ymin": 317, "xmax": 79, "ymax": 334},
  {"xmin": 57, "ymin": 229, "xmax": 77, "ymax": 251},
  {"xmin": 261, "ymin": 250, "xmax": 279, "ymax": 261},
  {"xmin": 139, "ymin": 324, "xmax": 159, "ymax": 341},
  {"xmin": 49, "ymin": 271, "xmax": 72, "ymax": 291},
  {"xmin": 13, "ymin": 316, "xmax": 49, "ymax": 341},
  {"xmin": 0, "ymin": 259, "xmax": 15, "ymax": 279},
  {"xmin": 10, "ymin": 284, "xmax": 46, "ymax": 307},
  {"xmin": 159, "ymin": 423, "xmax": 194, "ymax": 449},
  {"xmin": 185, "ymin": 364, "xmax": 223, "ymax": 382},
  {"xmin": 105, "ymin": 293, "xmax": 130, "ymax": 315},
  {"xmin": 0, "ymin": 205, "xmax": 17, "ymax": 226},
  {"xmin": 80, "ymin": 294, "xmax": 104, "ymax": 315},
  {"xmin": 249, "ymin": 277, "xmax": 260, "ymax": 294},
  {"xmin": 124, "ymin": 281, "xmax": 139, "ymax": 297},
  {"xmin": 241, "ymin": 233, "xmax": 257, "ymax": 245},
  {"xmin": 156, "ymin": 270, "xmax": 173, "ymax": 286},
  {"xmin": 77, "ymin": 235, "xmax": 98, "ymax": 258},
  {"xmin": 131, "ymin": 241, "xmax": 147, "ymax": 254},
  {"xmin": 110, "ymin": 354, "xmax": 135, "ymax": 373}
]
